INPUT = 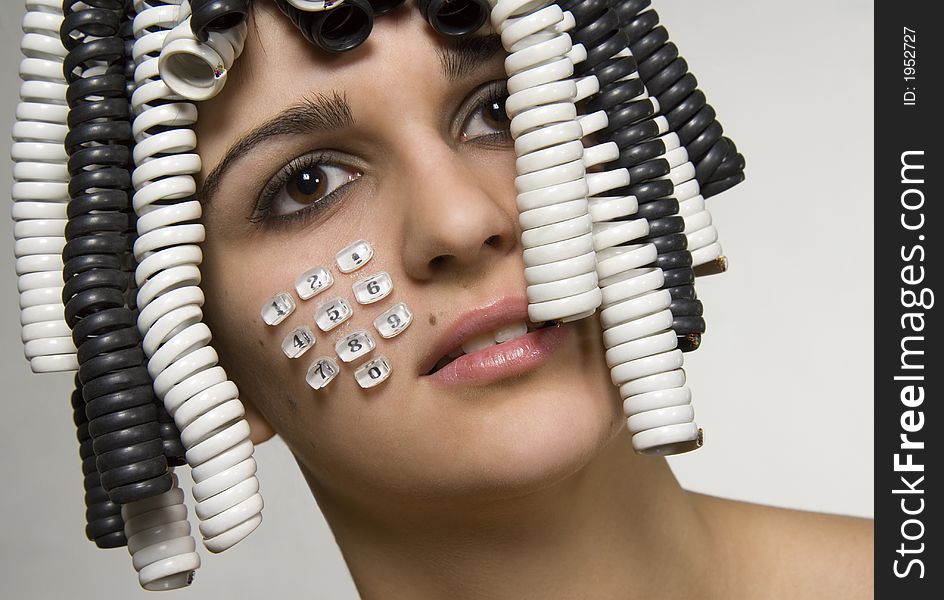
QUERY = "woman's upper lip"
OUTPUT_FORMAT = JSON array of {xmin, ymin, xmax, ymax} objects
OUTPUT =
[{"xmin": 418, "ymin": 296, "xmax": 532, "ymax": 376}]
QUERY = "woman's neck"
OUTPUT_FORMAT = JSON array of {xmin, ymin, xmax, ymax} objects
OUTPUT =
[{"xmin": 302, "ymin": 428, "xmax": 729, "ymax": 599}]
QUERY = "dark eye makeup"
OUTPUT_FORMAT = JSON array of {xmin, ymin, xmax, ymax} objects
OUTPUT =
[{"xmin": 247, "ymin": 79, "xmax": 513, "ymax": 230}]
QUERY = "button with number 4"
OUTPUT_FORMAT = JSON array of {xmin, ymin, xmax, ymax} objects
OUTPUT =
[
  {"xmin": 315, "ymin": 297, "xmax": 352, "ymax": 331},
  {"xmin": 295, "ymin": 267, "xmax": 333, "ymax": 300},
  {"xmin": 373, "ymin": 303, "xmax": 412, "ymax": 339},
  {"xmin": 282, "ymin": 326, "xmax": 315, "ymax": 359},
  {"xmin": 336, "ymin": 239, "xmax": 374, "ymax": 273},
  {"xmin": 355, "ymin": 356, "xmax": 392, "ymax": 388},
  {"xmin": 335, "ymin": 330, "xmax": 375, "ymax": 363},
  {"xmin": 261, "ymin": 292, "xmax": 295, "ymax": 326},
  {"xmin": 352, "ymin": 272, "xmax": 392, "ymax": 304},
  {"xmin": 306, "ymin": 357, "xmax": 339, "ymax": 390}
]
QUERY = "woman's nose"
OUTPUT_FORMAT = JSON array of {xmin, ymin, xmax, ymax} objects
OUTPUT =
[{"xmin": 399, "ymin": 140, "xmax": 519, "ymax": 281}]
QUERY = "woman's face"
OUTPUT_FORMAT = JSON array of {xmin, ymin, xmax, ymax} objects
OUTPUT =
[{"xmin": 196, "ymin": 4, "xmax": 622, "ymax": 510}]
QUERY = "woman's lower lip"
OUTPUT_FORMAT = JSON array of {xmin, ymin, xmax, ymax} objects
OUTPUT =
[{"xmin": 423, "ymin": 323, "xmax": 573, "ymax": 386}]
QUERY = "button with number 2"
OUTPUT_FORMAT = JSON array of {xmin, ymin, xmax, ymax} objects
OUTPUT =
[{"xmin": 295, "ymin": 267, "xmax": 334, "ymax": 300}]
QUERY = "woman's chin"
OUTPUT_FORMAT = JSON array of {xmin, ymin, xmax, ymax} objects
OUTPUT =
[{"xmin": 399, "ymin": 378, "xmax": 624, "ymax": 503}]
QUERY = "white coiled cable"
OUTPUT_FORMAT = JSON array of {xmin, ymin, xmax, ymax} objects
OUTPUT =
[
  {"xmin": 493, "ymin": 0, "xmax": 606, "ymax": 324},
  {"xmin": 122, "ymin": 472, "xmax": 200, "ymax": 591},
  {"xmin": 130, "ymin": 0, "xmax": 262, "ymax": 553},
  {"xmin": 12, "ymin": 0, "xmax": 78, "ymax": 374},
  {"xmin": 158, "ymin": 5, "xmax": 248, "ymax": 101},
  {"xmin": 564, "ymin": 11, "xmax": 702, "ymax": 455},
  {"xmin": 286, "ymin": 0, "xmax": 346, "ymax": 11}
]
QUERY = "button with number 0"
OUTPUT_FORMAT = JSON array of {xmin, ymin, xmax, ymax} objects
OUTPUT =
[
  {"xmin": 314, "ymin": 297, "xmax": 352, "ymax": 331},
  {"xmin": 352, "ymin": 272, "xmax": 393, "ymax": 304},
  {"xmin": 295, "ymin": 267, "xmax": 333, "ymax": 300},
  {"xmin": 306, "ymin": 357, "xmax": 339, "ymax": 390},
  {"xmin": 373, "ymin": 303, "xmax": 412, "ymax": 339},
  {"xmin": 355, "ymin": 356, "xmax": 392, "ymax": 388},
  {"xmin": 261, "ymin": 292, "xmax": 296, "ymax": 326},
  {"xmin": 336, "ymin": 239, "xmax": 374, "ymax": 273},
  {"xmin": 282, "ymin": 326, "xmax": 315, "ymax": 359},
  {"xmin": 335, "ymin": 330, "xmax": 375, "ymax": 363}
]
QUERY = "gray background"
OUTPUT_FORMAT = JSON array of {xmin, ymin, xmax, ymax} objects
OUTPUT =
[{"xmin": 0, "ymin": 1, "xmax": 873, "ymax": 598}]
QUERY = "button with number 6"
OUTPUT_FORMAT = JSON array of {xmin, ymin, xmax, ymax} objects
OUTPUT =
[
  {"xmin": 335, "ymin": 330, "xmax": 375, "ymax": 363},
  {"xmin": 314, "ymin": 297, "xmax": 352, "ymax": 331},
  {"xmin": 352, "ymin": 272, "xmax": 392, "ymax": 304}
]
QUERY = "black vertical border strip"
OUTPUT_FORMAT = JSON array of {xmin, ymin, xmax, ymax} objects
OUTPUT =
[{"xmin": 875, "ymin": 2, "xmax": 940, "ymax": 597}]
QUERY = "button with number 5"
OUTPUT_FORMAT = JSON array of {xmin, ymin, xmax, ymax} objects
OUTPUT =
[
  {"xmin": 352, "ymin": 272, "xmax": 392, "ymax": 305},
  {"xmin": 295, "ymin": 267, "xmax": 334, "ymax": 300},
  {"xmin": 314, "ymin": 297, "xmax": 352, "ymax": 331},
  {"xmin": 373, "ymin": 303, "xmax": 412, "ymax": 339}
]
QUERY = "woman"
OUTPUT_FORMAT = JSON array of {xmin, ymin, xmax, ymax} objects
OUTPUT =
[{"xmin": 3, "ymin": 0, "xmax": 874, "ymax": 597}]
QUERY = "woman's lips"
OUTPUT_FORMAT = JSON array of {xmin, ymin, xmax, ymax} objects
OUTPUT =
[{"xmin": 422, "ymin": 322, "xmax": 573, "ymax": 386}]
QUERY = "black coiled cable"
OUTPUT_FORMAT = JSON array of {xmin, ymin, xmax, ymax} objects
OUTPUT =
[
  {"xmin": 612, "ymin": 0, "xmax": 746, "ymax": 197},
  {"xmin": 190, "ymin": 0, "xmax": 251, "ymax": 42},
  {"xmin": 561, "ymin": 0, "xmax": 705, "ymax": 351},
  {"xmin": 274, "ymin": 0, "xmax": 375, "ymax": 53},
  {"xmin": 73, "ymin": 376, "xmax": 128, "ymax": 549},
  {"xmin": 417, "ymin": 0, "xmax": 490, "ymax": 36},
  {"xmin": 61, "ymin": 0, "xmax": 175, "ymax": 505}
]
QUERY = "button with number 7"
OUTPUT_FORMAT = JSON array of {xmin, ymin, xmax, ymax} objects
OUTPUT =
[{"xmin": 335, "ymin": 330, "xmax": 375, "ymax": 363}]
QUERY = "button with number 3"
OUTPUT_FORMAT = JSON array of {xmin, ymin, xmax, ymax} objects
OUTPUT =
[
  {"xmin": 282, "ymin": 326, "xmax": 315, "ymax": 359},
  {"xmin": 355, "ymin": 356, "xmax": 392, "ymax": 388},
  {"xmin": 373, "ymin": 303, "xmax": 412, "ymax": 338},
  {"xmin": 306, "ymin": 357, "xmax": 339, "ymax": 390},
  {"xmin": 295, "ymin": 267, "xmax": 333, "ymax": 300},
  {"xmin": 335, "ymin": 330, "xmax": 375, "ymax": 363},
  {"xmin": 314, "ymin": 297, "xmax": 352, "ymax": 331},
  {"xmin": 352, "ymin": 272, "xmax": 392, "ymax": 305},
  {"xmin": 336, "ymin": 240, "xmax": 374, "ymax": 273}
]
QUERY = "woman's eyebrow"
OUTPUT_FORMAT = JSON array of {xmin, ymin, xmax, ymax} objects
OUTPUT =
[
  {"xmin": 197, "ymin": 33, "xmax": 504, "ymax": 207},
  {"xmin": 198, "ymin": 91, "xmax": 354, "ymax": 206}
]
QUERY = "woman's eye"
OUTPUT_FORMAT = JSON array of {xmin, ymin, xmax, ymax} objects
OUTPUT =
[
  {"xmin": 268, "ymin": 161, "xmax": 362, "ymax": 218},
  {"xmin": 461, "ymin": 88, "xmax": 512, "ymax": 142}
]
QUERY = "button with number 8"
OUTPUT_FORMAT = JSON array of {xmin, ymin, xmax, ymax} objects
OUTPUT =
[
  {"xmin": 314, "ymin": 297, "xmax": 352, "ymax": 331},
  {"xmin": 352, "ymin": 272, "xmax": 392, "ymax": 304},
  {"xmin": 373, "ymin": 303, "xmax": 412, "ymax": 339},
  {"xmin": 336, "ymin": 239, "xmax": 374, "ymax": 273},
  {"xmin": 335, "ymin": 330, "xmax": 375, "ymax": 363},
  {"xmin": 306, "ymin": 357, "xmax": 339, "ymax": 390},
  {"xmin": 295, "ymin": 267, "xmax": 334, "ymax": 300},
  {"xmin": 282, "ymin": 326, "xmax": 315, "ymax": 359},
  {"xmin": 355, "ymin": 356, "xmax": 392, "ymax": 388}
]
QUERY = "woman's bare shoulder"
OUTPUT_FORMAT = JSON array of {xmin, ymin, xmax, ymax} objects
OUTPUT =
[{"xmin": 689, "ymin": 492, "xmax": 873, "ymax": 600}]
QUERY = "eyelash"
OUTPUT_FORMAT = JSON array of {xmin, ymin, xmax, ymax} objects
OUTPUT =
[{"xmin": 249, "ymin": 80, "xmax": 512, "ymax": 229}]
